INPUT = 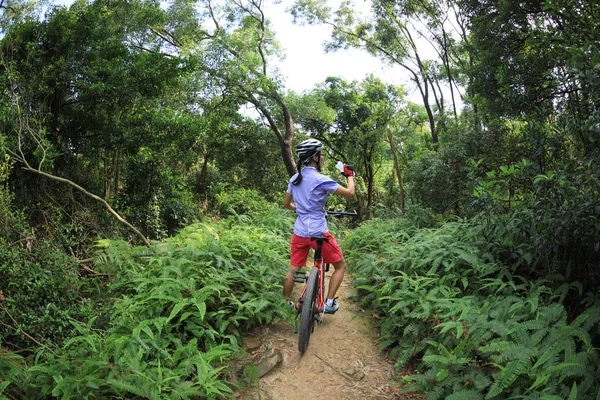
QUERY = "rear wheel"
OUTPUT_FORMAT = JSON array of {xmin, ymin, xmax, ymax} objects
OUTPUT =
[{"xmin": 298, "ymin": 268, "xmax": 319, "ymax": 353}]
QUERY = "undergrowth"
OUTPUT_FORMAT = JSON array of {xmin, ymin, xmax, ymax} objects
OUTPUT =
[
  {"xmin": 2, "ymin": 209, "xmax": 293, "ymax": 399},
  {"xmin": 347, "ymin": 215, "xmax": 600, "ymax": 399}
]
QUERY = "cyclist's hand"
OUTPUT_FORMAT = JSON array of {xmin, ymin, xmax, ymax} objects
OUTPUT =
[{"xmin": 341, "ymin": 164, "xmax": 355, "ymax": 177}]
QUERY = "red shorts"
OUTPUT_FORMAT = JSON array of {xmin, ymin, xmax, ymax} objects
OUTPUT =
[{"xmin": 290, "ymin": 232, "xmax": 343, "ymax": 267}]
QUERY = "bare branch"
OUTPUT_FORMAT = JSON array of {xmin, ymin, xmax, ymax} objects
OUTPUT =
[
  {"xmin": 0, "ymin": 305, "xmax": 53, "ymax": 351},
  {"xmin": 19, "ymin": 165, "xmax": 151, "ymax": 247},
  {"xmin": 207, "ymin": 0, "xmax": 221, "ymax": 31},
  {"xmin": 150, "ymin": 27, "xmax": 182, "ymax": 48}
]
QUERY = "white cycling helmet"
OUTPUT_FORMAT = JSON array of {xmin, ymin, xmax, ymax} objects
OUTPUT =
[{"xmin": 295, "ymin": 139, "xmax": 324, "ymax": 161}]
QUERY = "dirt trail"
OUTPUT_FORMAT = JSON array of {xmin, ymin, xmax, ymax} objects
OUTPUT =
[{"xmin": 239, "ymin": 276, "xmax": 414, "ymax": 400}]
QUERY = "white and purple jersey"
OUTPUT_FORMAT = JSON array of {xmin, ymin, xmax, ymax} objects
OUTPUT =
[{"xmin": 287, "ymin": 166, "xmax": 339, "ymax": 237}]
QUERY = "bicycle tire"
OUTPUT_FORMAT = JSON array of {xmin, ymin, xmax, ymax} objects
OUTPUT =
[{"xmin": 298, "ymin": 267, "xmax": 319, "ymax": 353}]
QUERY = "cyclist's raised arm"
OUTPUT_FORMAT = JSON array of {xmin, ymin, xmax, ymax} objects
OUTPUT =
[
  {"xmin": 334, "ymin": 176, "xmax": 355, "ymax": 199},
  {"xmin": 283, "ymin": 192, "xmax": 296, "ymax": 211}
]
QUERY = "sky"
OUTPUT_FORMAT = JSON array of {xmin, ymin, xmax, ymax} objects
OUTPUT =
[
  {"xmin": 265, "ymin": 1, "xmax": 403, "ymax": 94},
  {"xmin": 263, "ymin": 1, "xmax": 435, "ymax": 105}
]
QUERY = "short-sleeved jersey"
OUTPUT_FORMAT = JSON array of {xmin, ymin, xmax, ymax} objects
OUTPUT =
[{"xmin": 287, "ymin": 166, "xmax": 339, "ymax": 237}]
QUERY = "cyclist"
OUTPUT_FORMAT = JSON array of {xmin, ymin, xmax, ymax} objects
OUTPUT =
[{"xmin": 283, "ymin": 139, "xmax": 355, "ymax": 314}]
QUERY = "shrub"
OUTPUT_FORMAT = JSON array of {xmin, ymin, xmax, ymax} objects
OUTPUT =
[
  {"xmin": 469, "ymin": 159, "xmax": 600, "ymax": 293},
  {"xmin": 214, "ymin": 188, "xmax": 272, "ymax": 218},
  {"xmin": 529, "ymin": 161, "xmax": 600, "ymax": 288},
  {"xmin": 404, "ymin": 147, "xmax": 470, "ymax": 215},
  {"xmin": 346, "ymin": 216, "xmax": 600, "ymax": 399},
  {"xmin": 0, "ymin": 240, "xmax": 90, "ymax": 350},
  {"xmin": 14, "ymin": 219, "xmax": 290, "ymax": 399}
]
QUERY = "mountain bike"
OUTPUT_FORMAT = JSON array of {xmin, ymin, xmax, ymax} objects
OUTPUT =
[{"xmin": 293, "ymin": 210, "xmax": 358, "ymax": 353}]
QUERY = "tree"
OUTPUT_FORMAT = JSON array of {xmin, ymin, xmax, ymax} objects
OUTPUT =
[
  {"xmin": 0, "ymin": 0, "xmax": 42, "ymax": 31},
  {"xmin": 459, "ymin": 0, "xmax": 600, "ymax": 158},
  {"xmin": 1, "ymin": 0, "xmax": 200, "ymax": 241},
  {"xmin": 152, "ymin": 0, "xmax": 300, "ymax": 177},
  {"xmin": 189, "ymin": 95, "xmax": 288, "ymax": 201},
  {"xmin": 386, "ymin": 127, "xmax": 405, "ymax": 210},
  {"xmin": 290, "ymin": 0, "xmax": 469, "ymax": 148},
  {"xmin": 300, "ymin": 75, "xmax": 404, "ymax": 217},
  {"xmin": 3, "ymin": 59, "xmax": 151, "ymax": 246}
]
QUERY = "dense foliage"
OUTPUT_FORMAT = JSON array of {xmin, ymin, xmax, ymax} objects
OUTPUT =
[
  {"xmin": 346, "ymin": 211, "xmax": 600, "ymax": 399},
  {"xmin": 1, "ymin": 0, "xmax": 599, "ymax": 398},
  {"xmin": 1, "ymin": 201, "xmax": 294, "ymax": 399}
]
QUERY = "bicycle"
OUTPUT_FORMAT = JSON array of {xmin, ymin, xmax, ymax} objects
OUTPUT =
[{"xmin": 292, "ymin": 210, "xmax": 358, "ymax": 353}]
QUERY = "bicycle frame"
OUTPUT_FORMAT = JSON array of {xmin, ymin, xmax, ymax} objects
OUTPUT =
[{"xmin": 296, "ymin": 242, "xmax": 328, "ymax": 317}]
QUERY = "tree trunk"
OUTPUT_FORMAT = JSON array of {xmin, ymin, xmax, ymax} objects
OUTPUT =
[
  {"xmin": 104, "ymin": 149, "xmax": 112, "ymax": 201},
  {"xmin": 280, "ymin": 107, "xmax": 297, "ymax": 177},
  {"xmin": 279, "ymin": 138, "xmax": 297, "ymax": 177},
  {"xmin": 441, "ymin": 28, "xmax": 458, "ymax": 119},
  {"xmin": 113, "ymin": 149, "xmax": 121, "ymax": 197},
  {"xmin": 103, "ymin": 149, "xmax": 121, "ymax": 201},
  {"xmin": 403, "ymin": 27, "xmax": 439, "ymax": 148},
  {"xmin": 246, "ymin": 91, "xmax": 297, "ymax": 177},
  {"xmin": 198, "ymin": 152, "xmax": 210, "ymax": 196},
  {"xmin": 387, "ymin": 128, "xmax": 405, "ymax": 210},
  {"xmin": 355, "ymin": 191, "xmax": 364, "ymax": 222},
  {"xmin": 362, "ymin": 144, "xmax": 374, "ymax": 219}
]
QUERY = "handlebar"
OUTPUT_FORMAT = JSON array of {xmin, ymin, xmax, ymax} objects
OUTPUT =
[{"xmin": 325, "ymin": 209, "xmax": 358, "ymax": 218}]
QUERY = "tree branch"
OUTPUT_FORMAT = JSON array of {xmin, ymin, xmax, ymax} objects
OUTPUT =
[
  {"xmin": 4, "ymin": 58, "xmax": 152, "ymax": 248},
  {"xmin": 18, "ymin": 165, "xmax": 151, "ymax": 247}
]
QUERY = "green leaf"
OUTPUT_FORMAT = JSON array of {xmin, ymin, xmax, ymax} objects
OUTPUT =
[
  {"xmin": 194, "ymin": 300, "xmax": 207, "ymax": 321},
  {"xmin": 486, "ymin": 357, "xmax": 529, "ymax": 399},
  {"xmin": 436, "ymin": 368, "xmax": 448, "ymax": 381},
  {"xmin": 167, "ymin": 301, "xmax": 190, "ymax": 323},
  {"xmin": 447, "ymin": 390, "xmax": 483, "ymax": 400},
  {"xmin": 0, "ymin": 381, "xmax": 11, "ymax": 393}
]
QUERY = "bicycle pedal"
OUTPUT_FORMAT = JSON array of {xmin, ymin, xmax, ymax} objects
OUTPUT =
[
  {"xmin": 296, "ymin": 297, "xmax": 303, "ymax": 311},
  {"xmin": 293, "ymin": 271, "xmax": 307, "ymax": 283}
]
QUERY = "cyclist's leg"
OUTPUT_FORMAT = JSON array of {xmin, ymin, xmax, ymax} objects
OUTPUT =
[
  {"xmin": 285, "ymin": 234, "xmax": 311, "ymax": 299},
  {"xmin": 327, "ymin": 256, "xmax": 347, "ymax": 299},
  {"xmin": 284, "ymin": 265, "xmax": 303, "ymax": 298},
  {"xmin": 321, "ymin": 233, "xmax": 345, "ymax": 301}
]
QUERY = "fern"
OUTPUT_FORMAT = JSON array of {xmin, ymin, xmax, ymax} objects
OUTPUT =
[
  {"xmin": 343, "ymin": 215, "xmax": 600, "ymax": 399},
  {"xmin": 447, "ymin": 389, "xmax": 484, "ymax": 400},
  {"xmin": 486, "ymin": 356, "xmax": 531, "ymax": 399},
  {"xmin": 18, "ymin": 218, "xmax": 296, "ymax": 398},
  {"xmin": 0, "ymin": 347, "xmax": 25, "ymax": 399},
  {"xmin": 533, "ymin": 326, "xmax": 591, "ymax": 370}
]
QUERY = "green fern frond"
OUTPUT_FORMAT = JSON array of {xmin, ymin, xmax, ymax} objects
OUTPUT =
[
  {"xmin": 577, "ymin": 306, "xmax": 600, "ymax": 332},
  {"xmin": 447, "ymin": 389, "xmax": 484, "ymax": 400},
  {"xmin": 566, "ymin": 381, "xmax": 578, "ymax": 400},
  {"xmin": 425, "ymin": 383, "xmax": 445, "ymax": 400},
  {"xmin": 468, "ymin": 370, "xmax": 493, "ymax": 391},
  {"xmin": 106, "ymin": 379, "xmax": 147, "ymax": 397},
  {"xmin": 484, "ymin": 320, "xmax": 509, "ymax": 338},
  {"xmin": 533, "ymin": 326, "xmax": 591, "ymax": 369},
  {"xmin": 486, "ymin": 356, "xmax": 530, "ymax": 399},
  {"xmin": 478, "ymin": 340, "xmax": 513, "ymax": 356}
]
